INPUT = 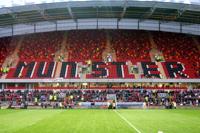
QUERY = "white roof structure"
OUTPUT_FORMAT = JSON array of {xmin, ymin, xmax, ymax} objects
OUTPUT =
[
  {"xmin": 0, "ymin": 0, "xmax": 200, "ymax": 8},
  {"xmin": 0, "ymin": 0, "xmax": 199, "ymax": 37}
]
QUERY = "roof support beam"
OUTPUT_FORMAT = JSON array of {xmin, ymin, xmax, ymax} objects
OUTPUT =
[
  {"xmin": 7, "ymin": 8, "xmax": 23, "ymax": 24},
  {"xmin": 67, "ymin": 6, "xmax": 76, "ymax": 22},
  {"xmin": 175, "ymin": 6, "xmax": 186, "ymax": 20},
  {"xmin": 33, "ymin": 4, "xmax": 49, "ymax": 21},
  {"xmin": 139, "ymin": 6, "xmax": 156, "ymax": 22},
  {"xmin": 119, "ymin": 0, "xmax": 128, "ymax": 20},
  {"xmin": 96, "ymin": 6, "xmax": 99, "ymax": 18},
  {"xmin": 33, "ymin": 4, "xmax": 58, "ymax": 24}
]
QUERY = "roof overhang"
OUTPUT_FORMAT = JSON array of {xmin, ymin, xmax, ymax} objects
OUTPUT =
[{"xmin": 0, "ymin": 0, "xmax": 199, "ymax": 37}]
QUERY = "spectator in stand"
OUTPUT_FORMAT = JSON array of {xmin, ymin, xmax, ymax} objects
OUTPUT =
[
  {"xmin": 18, "ymin": 32, "xmax": 63, "ymax": 60},
  {"xmin": 110, "ymin": 30, "xmax": 151, "ymax": 60},
  {"xmin": 67, "ymin": 30, "xmax": 106, "ymax": 61},
  {"xmin": 153, "ymin": 32, "xmax": 200, "ymax": 78},
  {"xmin": 0, "ymin": 89, "xmax": 200, "ymax": 108}
]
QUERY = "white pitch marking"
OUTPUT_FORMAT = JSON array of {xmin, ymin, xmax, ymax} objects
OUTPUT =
[{"xmin": 114, "ymin": 110, "xmax": 142, "ymax": 133}]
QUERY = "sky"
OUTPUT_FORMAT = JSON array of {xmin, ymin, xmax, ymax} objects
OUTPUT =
[{"xmin": 0, "ymin": 0, "xmax": 199, "ymax": 7}]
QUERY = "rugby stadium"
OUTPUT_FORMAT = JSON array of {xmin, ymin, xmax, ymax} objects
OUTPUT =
[{"xmin": 0, "ymin": 0, "xmax": 200, "ymax": 133}]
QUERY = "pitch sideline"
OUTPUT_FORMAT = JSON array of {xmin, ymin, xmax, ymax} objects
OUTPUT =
[{"xmin": 114, "ymin": 110, "xmax": 142, "ymax": 133}]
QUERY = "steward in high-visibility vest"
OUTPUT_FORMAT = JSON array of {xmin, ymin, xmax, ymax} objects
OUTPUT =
[
  {"xmin": 6, "ymin": 67, "xmax": 9, "ymax": 73},
  {"xmin": 49, "ymin": 95, "xmax": 53, "ymax": 101},
  {"xmin": 34, "ymin": 97, "xmax": 38, "ymax": 105},
  {"xmin": 3, "ymin": 68, "xmax": 6, "ymax": 73},
  {"xmin": 145, "ymin": 96, "xmax": 148, "ymax": 102},
  {"xmin": 54, "ymin": 95, "xmax": 57, "ymax": 101}
]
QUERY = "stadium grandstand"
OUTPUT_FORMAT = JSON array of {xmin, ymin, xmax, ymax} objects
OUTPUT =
[{"xmin": 0, "ymin": 0, "xmax": 200, "ymax": 133}]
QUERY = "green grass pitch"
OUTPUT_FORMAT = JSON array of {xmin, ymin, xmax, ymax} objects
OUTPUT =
[{"xmin": 0, "ymin": 109, "xmax": 200, "ymax": 133}]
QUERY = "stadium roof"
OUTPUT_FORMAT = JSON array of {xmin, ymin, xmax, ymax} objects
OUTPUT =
[
  {"xmin": 1, "ymin": 0, "xmax": 200, "ymax": 7},
  {"xmin": 0, "ymin": 0, "xmax": 199, "ymax": 27},
  {"xmin": 0, "ymin": 0, "xmax": 199, "ymax": 37}
]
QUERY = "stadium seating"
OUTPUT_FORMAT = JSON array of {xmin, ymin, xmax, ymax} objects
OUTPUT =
[
  {"xmin": 110, "ymin": 30, "xmax": 151, "ymax": 61},
  {"xmin": 0, "ymin": 37, "xmax": 16, "ymax": 77},
  {"xmin": 67, "ymin": 30, "xmax": 106, "ymax": 61},
  {"xmin": 0, "ymin": 30, "xmax": 199, "ymax": 79},
  {"xmin": 0, "ymin": 37, "xmax": 14, "ymax": 66},
  {"xmin": 18, "ymin": 32, "xmax": 63, "ymax": 60},
  {"xmin": 152, "ymin": 32, "xmax": 200, "ymax": 78}
]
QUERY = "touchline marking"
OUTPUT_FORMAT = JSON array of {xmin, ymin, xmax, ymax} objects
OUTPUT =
[{"xmin": 114, "ymin": 110, "xmax": 142, "ymax": 133}]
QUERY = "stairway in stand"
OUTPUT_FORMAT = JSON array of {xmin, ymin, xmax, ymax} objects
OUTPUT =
[
  {"xmin": 102, "ymin": 30, "xmax": 116, "ymax": 62},
  {"xmin": 1, "ymin": 36, "xmax": 24, "ymax": 79},
  {"xmin": 2, "ymin": 36, "xmax": 23, "ymax": 68},
  {"xmin": 54, "ymin": 32, "xmax": 69, "ymax": 78},
  {"xmin": 148, "ymin": 32, "xmax": 166, "ymax": 78}
]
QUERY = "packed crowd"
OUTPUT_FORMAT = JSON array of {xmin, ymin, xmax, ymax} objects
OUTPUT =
[
  {"xmin": 0, "ymin": 89, "xmax": 199, "ymax": 108},
  {"xmin": 0, "ymin": 30, "xmax": 199, "ymax": 78},
  {"xmin": 0, "ymin": 37, "xmax": 16, "ymax": 77},
  {"xmin": 18, "ymin": 32, "xmax": 63, "ymax": 60},
  {"xmin": 110, "ymin": 30, "xmax": 151, "ymax": 60},
  {"xmin": 67, "ymin": 30, "xmax": 106, "ymax": 61},
  {"xmin": 153, "ymin": 32, "xmax": 200, "ymax": 77}
]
